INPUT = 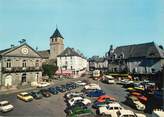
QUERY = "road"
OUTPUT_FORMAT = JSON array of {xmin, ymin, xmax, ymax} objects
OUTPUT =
[{"xmin": 0, "ymin": 76, "xmax": 150, "ymax": 117}]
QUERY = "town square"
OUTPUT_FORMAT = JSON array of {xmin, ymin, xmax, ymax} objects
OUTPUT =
[{"xmin": 0, "ymin": 0, "xmax": 163, "ymax": 117}]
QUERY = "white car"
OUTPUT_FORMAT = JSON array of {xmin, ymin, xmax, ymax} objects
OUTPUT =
[
  {"xmin": 68, "ymin": 97, "xmax": 91, "ymax": 106},
  {"xmin": 75, "ymin": 81, "xmax": 87, "ymax": 86},
  {"xmin": 98, "ymin": 102, "xmax": 123, "ymax": 116},
  {"xmin": 116, "ymin": 110, "xmax": 146, "ymax": 117},
  {"xmin": 84, "ymin": 84, "xmax": 101, "ymax": 90},
  {"xmin": 65, "ymin": 92, "xmax": 84, "ymax": 99},
  {"xmin": 37, "ymin": 82, "xmax": 50, "ymax": 88},
  {"xmin": 0, "ymin": 101, "xmax": 14, "ymax": 112}
]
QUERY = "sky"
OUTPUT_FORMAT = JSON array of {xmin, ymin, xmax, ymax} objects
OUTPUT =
[{"xmin": 0, "ymin": 0, "xmax": 163, "ymax": 57}]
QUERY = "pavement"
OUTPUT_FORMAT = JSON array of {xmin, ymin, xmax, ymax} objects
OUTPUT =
[{"xmin": 0, "ymin": 76, "xmax": 151, "ymax": 117}]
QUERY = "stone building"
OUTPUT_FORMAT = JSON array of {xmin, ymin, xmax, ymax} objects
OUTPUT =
[
  {"xmin": 88, "ymin": 56, "xmax": 108, "ymax": 72},
  {"xmin": 0, "ymin": 43, "xmax": 42, "ymax": 88},
  {"xmin": 107, "ymin": 42, "xmax": 164, "ymax": 75}
]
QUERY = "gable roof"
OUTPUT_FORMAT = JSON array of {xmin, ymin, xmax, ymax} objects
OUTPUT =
[
  {"xmin": 112, "ymin": 42, "xmax": 164, "ymax": 59},
  {"xmin": 57, "ymin": 47, "xmax": 85, "ymax": 58},
  {"xmin": 38, "ymin": 50, "xmax": 50, "ymax": 59},
  {"xmin": 0, "ymin": 43, "xmax": 42, "ymax": 58},
  {"xmin": 50, "ymin": 28, "xmax": 64, "ymax": 39}
]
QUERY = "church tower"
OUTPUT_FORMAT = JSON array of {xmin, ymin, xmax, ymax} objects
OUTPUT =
[{"xmin": 49, "ymin": 28, "xmax": 64, "ymax": 60}]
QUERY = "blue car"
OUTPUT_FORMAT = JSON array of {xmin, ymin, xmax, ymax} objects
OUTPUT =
[
  {"xmin": 48, "ymin": 87, "xmax": 59, "ymax": 95},
  {"xmin": 87, "ymin": 90, "xmax": 105, "ymax": 97}
]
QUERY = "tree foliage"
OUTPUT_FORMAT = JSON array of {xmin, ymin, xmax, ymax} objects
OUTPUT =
[{"xmin": 42, "ymin": 64, "xmax": 58, "ymax": 78}]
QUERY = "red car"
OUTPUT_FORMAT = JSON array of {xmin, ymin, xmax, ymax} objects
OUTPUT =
[
  {"xmin": 131, "ymin": 92, "xmax": 147, "ymax": 104},
  {"xmin": 96, "ymin": 95, "xmax": 116, "ymax": 103}
]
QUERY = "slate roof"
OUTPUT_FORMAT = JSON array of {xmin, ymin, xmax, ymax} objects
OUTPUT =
[
  {"xmin": 38, "ymin": 50, "xmax": 50, "ymax": 59},
  {"xmin": 57, "ymin": 47, "xmax": 85, "ymax": 58},
  {"xmin": 50, "ymin": 28, "xmax": 64, "ymax": 39},
  {"xmin": 111, "ymin": 42, "xmax": 164, "ymax": 59}
]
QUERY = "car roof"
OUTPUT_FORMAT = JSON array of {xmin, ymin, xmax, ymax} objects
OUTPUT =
[
  {"xmin": 0, "ymin": 100, "xmax": 9, "ymax": 105},
  {"xmin": 20, "ymin": 92, "xmax": 28, "ymax": 95},
  {"xmin": 119, "ymin": 110, "xmax": 134, "ymax": 115},
  {"xmin": 108, "ymin": 102, "xmax": 121, "ymax": 107},
  {"xmin": 98, "ymin": 95, "xmax": 115, "ymax": 99}
]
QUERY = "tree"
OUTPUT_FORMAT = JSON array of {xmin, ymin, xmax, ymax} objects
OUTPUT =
[{"xmin": 42, "ymin": 64, "xmax": 58, "ymax": 78}]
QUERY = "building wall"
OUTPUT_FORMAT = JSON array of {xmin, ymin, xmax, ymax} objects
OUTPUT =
[
  {"xmin": 1, "ymin": 72, "xmax": 42, "ymax": 86},
  {"xmin": 57, "ymin": 56, "xmax": 88, "ymax": 76}
]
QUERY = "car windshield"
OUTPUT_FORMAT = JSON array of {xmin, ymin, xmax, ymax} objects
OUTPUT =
[{"xmin": 1, "ymin": 102, "xmax": 9, "ymax": 106}]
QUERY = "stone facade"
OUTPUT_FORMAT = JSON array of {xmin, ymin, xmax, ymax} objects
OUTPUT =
[
  {"xmin": 49, "ymin": 29, "xmax": 64, "ymax": 60},
  {"xmin": 107, "ymin": 42, "xmax": 164, "ymax": 74},
  {"xmin": 0, "ymin": 43, "xmax": 42, "ymax": 88}
]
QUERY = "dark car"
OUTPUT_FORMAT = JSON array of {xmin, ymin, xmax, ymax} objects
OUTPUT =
[
  {"xmin": 30, "ymin": 91, "xmax": 42, "ymax": 99},
  {"xmin": 87, "ymin": 90, "xmax": 105, "ymax": 97},
  {"xmin": 65, "ymin": 102, "xmax": 87, "ymax": 114},
  {"xmin": 48, "ymin": 87, "xmax": 59, "ymax": 95},
  {"xmin": 55, "ymin": 86, "xmax": 66, "ymax": 93},
  {"xmin": 92, "ymin": 101, "xmax": 109, "ymax": 109},
  {"xmin": 123, "ymin": 83, "xmax": 134, "ymax": 88},
  {"xmin": 40, "ymin": 89, "xmax": 51, "ymax": 97}
]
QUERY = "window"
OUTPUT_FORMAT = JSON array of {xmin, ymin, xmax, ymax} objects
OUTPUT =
[
  {"xmin": 22, "ymin": 60, "xmax": 26, "ymax": 67},
  {"xmin": 6, "ymin": 59, "xmax": 11, "ymax": 68},
  {"xmin": 35, "ymin": 60, "xmax": 39, "ymax": 67},
  {"xmin": 71, "ymin": 66, "xmax": 73, "ymax": 70}
]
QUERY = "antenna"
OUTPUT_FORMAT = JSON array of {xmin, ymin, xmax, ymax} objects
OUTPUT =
[{"xmin": 56, "ymin": 24, "xmax": 58, "ymax": 29}]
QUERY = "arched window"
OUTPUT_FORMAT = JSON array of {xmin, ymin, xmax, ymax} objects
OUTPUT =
[
  {"xmin": 22, "ymin": 60, "xmax": 26, "ymax": 67},
  {"xmin": 7, "ymin": 59, "xmax": 11, "ymax": 68},
  {"xmin": 113, "ymin": 53, "xmax": 117, "ymax": 59},
  {"xmin": 121, "ymin": 52, "xmax": 125, "ymax": 59}
]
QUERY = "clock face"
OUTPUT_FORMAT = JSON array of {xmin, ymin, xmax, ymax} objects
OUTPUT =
[{"xmin": 21, "ymin": 48, "xmax": 29, "ymax": 55}]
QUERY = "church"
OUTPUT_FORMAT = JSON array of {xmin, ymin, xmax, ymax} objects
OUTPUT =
[{"xmin": 39, "ymin": 28, "xmax": 88, "ymax": 78}]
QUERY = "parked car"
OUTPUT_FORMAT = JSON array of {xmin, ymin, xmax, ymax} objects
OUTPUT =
[
  {"xmin": 116, "ymin": 110, "xmax": 146, "ymax": 117},
  {"xmin": 126, "ymin": 96, "xmax": 145, "ymax": 111},
  {"xmin": 37, "ymin": 82, "xmax": 50, "ymax": 88},
  {"xmin": 30, "ymin": 91, "xmax": 42, "ymax": 99},
  {"xmin": 68, "ymin": 97, "xmax": 91, "ymax": 106},
  {"xmin": 65, "ymin": 102, "xmax": 87, "ymax": 114},
  {"xmin": 92, "ymin": 101, "xmax": 109, "ymax": 109},
  {"xmin": 65, "ymin": 92, "xmax": 84, "ymax": 99},
  {"xmin": 75, "ymin": 81, "xmax": 87, "ymax": 86},
  {"xmin": 84, "ymin": 84, "xmax": 101, "ymax": 90},
  {"xmin": 86, "ymin": 90, "xmax": 105, "ymax": 97},
  {"xmin": 55, "ymin": 86, "xmax": 66, "ymax": 93},
  {"xmin": 98, "ymin": 102, "xmax": 123, "ymax": 116},
  {"xmin": 17, "ymin": 92, "xmax": 33, "ymax": 102},
  {"xmin": 0, "ymin": 101, "xmax": 14, "ymax": 112},
  {"xmin": 67, "ymin": 106, "xmax": 93, "ymax": 117},
  {"xmin": 131, "ymin": 92, "xmax": 148, "ymax": 104},
  {"xmin": 48, "ymin": 87, "xmax": 59, "ymax": 95},
  {"xmin": 103, "ymin": 75, "xmax": 115, "ymax": 84},
  {"xmin": 40, "ymin": 89, "xmax": 51, "ymax": 97},
  {"xmin": 96, "ymin": 95, "xmax": 116, "ymax": 103}
]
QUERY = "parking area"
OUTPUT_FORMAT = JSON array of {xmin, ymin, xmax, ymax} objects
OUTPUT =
[{"xmin": 0, "ymin": 76, "xmax": 150, "ymax": 117}]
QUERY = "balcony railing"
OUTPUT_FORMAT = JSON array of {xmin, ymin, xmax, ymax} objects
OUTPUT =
[{"xmin": 2, "ymin": 67, "xmax": 42, "ymax": 73}]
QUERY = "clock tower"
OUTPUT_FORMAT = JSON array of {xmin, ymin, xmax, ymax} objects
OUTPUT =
[{"xmin": 49, "ymin": 28, "xmax": 64, "ymax": 60}]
